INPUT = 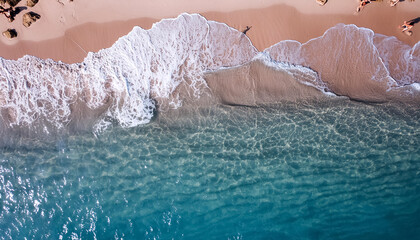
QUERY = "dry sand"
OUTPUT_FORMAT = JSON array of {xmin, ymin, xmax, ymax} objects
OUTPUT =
[{"xmin": 0, "ymin": 0, "xmax": 419, "ymax": 63}]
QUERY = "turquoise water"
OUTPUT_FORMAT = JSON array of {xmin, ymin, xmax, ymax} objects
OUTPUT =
[{"xmin": 0, "ymin": 100, "xmax": 419, "ymax": 239}]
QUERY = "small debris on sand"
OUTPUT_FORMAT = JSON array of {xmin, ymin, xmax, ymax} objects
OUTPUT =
[
  {"xmin": 316, "ymin": 0, "xmax": 328, "ymax": 6},
  {"xmin": 2, "ymin": 28, "xmax": 17, "ymax": 38},
  {"xmin": 27, "ymin": 0, "xmax": 38, "ymax": 7},
  {"xmin": 390, "ymin": 0, "xmax": 399, "ymax": 7},
  {"xmin": 356, "ymin": 0, "xmax": 371, "ymax": 13}
]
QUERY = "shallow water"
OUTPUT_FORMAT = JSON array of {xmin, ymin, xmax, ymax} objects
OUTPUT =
[{"xmin": 0, "ymin": 100, "xmax": 419, "ymax": 240}]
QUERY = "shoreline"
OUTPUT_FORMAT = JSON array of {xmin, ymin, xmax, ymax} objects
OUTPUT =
[{"xmin": 0, "ymin": 2, "xmax": 419, "ymax": 63}]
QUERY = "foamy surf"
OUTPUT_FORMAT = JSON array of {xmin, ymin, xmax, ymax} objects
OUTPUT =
[
  {"xmin": 0, "ymin": 14, "xmax": 418, "ymax": 141},
  {"xmin": 0, "ymin": 14, "xmax": 257, "ymax": 138}
]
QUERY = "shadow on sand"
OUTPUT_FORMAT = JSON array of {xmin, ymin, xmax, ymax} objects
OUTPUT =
[{"xmin": 408, "ymin": 17, "xmax": 420, "ymax": 25}]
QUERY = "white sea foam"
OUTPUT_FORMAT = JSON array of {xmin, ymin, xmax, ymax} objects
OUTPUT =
[
  {"xmin": 0, "ymin": 14, "xmax": 257, "ymax": 134},
  {"xmin": 0, "ymin": 15, "xmax": 418, "ymax": 137},
  {"xmin": 373, "ymin": 34, "xmax": 420, "ymax": 86},
  {"xmin": 264, "ymin": 24, "xmax": 420, "ymax": 101},
  {"xmin": 410, "ymin": 83, "xmax": 420, "ymax": 91}
]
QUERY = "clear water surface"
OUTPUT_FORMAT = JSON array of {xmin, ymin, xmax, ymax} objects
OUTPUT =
[{"xmin": 1, "ymin": 99, "xmax": 419, "ymax": 239}]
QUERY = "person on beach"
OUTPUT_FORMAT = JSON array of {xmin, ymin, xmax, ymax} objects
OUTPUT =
[
  {"xmin": 0, "ymin": 6, "xmax": 15, "ymax": 22},
  {"xmin": 399, "ymin": 20, "xmax": 415, "ymax": 36},
  {"xmin": 357, "ymin": 0, "xmax": 371, "ymax": 12},
  {"xmin": 390, "ymin": 0, "xmax": 400, "ymax": 6},
  {"xmin": 0, "ymin": 6, "xmax": 8, "ymax": 15},
  {"xmin": 242, "ymin": 26, "xmax": 252, "ymax": 35}
]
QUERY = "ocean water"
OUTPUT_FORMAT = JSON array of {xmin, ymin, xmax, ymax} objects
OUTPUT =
[{"xmin": 1, "ymin": 100, "xmax": 419, "ymax": 239}]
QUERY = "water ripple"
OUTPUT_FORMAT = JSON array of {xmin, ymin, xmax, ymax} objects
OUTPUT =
[{"xmin": 0, "ymin": 100, "xmax": 419, "ymax": 239}]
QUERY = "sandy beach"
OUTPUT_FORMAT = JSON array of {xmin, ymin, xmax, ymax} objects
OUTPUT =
[{"xmin": 0, "ymin": 0, "xmax": 419, "ymax": 63}]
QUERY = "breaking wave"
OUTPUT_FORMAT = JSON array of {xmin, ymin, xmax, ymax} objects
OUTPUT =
[
  {"xmin": 0, "ymin": 14, "xmax": 418, "ymax": 142},
  {"xmin": 265, "ymin": 24, "xmax": 420, "ymax": 101}
]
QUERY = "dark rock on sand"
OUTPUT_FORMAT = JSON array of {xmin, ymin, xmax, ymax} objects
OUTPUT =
[
  {"xmin": 316, "ymin": 0, "xmax": 328, "ymax": 5},
  {"xmin": 3, "ymin": 0, "xmax": 21, "ymax": 7},
  {"xmin": 22, "ymin": 11, "xmax": 40, "ymax": 27},
  {"xmin": 26, "ymin": 0, "xmax": 38, "ymax": 7},
  {"xmin": 2, "ymin": 28, "xmax": 17, "ymax": 39}
]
